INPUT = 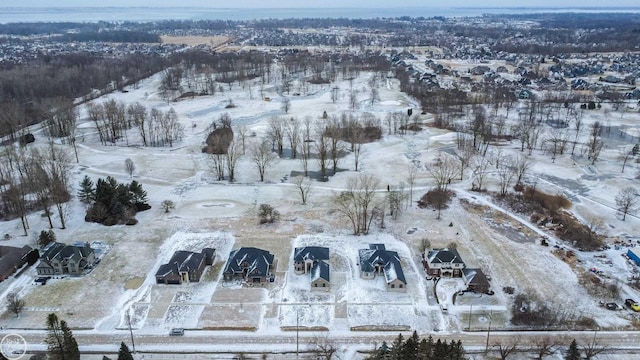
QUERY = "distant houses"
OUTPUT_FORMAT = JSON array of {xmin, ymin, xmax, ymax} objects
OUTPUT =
[
  {"xmin": 36, "ymin": 242, "xmax": 96, "ymax": 276},
  {"xmin": 293, "ymin": 246, "xmax": 330, "ymax": 291},
  {"xmin": 223, "ymin": 247, "xmax": 275, "ymax": 285},
  {"xmin": 155, "ymin": 248, "xmax": 215, "ymax": 284},
  {"xmin": 358, "ymin": 244, "xmax": 407, "ymax": 292}
]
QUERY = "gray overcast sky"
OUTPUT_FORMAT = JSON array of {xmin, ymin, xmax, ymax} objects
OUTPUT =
[{"xmin": 6, "ymin": 0, "xmax": 640, "ymax": 8}]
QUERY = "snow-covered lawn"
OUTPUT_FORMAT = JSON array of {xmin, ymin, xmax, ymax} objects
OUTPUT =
[{"xmin": 1, "ymin": 64, "xmax": 640, "ymax": 340}]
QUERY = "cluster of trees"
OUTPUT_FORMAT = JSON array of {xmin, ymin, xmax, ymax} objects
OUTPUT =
[
  {"xmin": 367, "ymin": 332, "xmax": 464, "ymax": 360},
  {"xmin": 87, "ymin": 100, "xmax": 184, "ymax": 147},
  {"xmin": 0, "ymin": 53, "xmax": 169, "ymax": 141},
  {"xmin": 0, "ymin": 145, "xmax": 71, "ymax": 234},
  {"xmin": 79, "ymin": 175, "xmax": 150, "ymax": 226}
]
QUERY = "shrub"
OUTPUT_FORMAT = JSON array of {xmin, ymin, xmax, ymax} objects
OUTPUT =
[{"xmin": 258, "ymin": 204, "xmax": 279, "ymax": 224}]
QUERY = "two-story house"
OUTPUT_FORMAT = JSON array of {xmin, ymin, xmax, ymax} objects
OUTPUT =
[
  {"xmin": 36, "ymin": 242, "xmax": 96, "ymax": 276},
  {"xmin": 424, "ymin": 248, "xmax": 465, "ymax": 277}
]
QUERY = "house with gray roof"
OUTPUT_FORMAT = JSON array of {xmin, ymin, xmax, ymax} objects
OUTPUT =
[
  {"xmin": 310, "ymin": 260, "xmax": 330, "ymax": 291},
  {"xmin": 293, "ymin": 246, "xmax": 330, "ymax": 291},
  {"xmin": 155, "ymin": 248, "xmax": 215, "ymax": 284},
  {"xmin": 424, "ymin": 248, "xmax": 465, "ymax": 277},
  {"xmin": 0, "ymin": 245, "xmax": 33, "ymax": 282},
  {"xmin": 36, "ymin": 242, "xmax": 95, "ymax": 276},
  {"xmin": 293, "ymin": 246, "xmax": 329, "ymax": 274},
  {"xmin": 223, "ymin": 247, "xmax": 275, "ymax": 285},
  {"xmin": 358, "ymin": 244, "xmax": 406, "ymax": 292}
]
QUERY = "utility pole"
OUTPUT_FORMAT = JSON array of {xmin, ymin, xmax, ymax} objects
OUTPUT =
[
  {"xmin": 296, "ymin": 306, "xmax": 300, "ymax": 359},
  {"xmin": 126, "ymin": 309, "xmax": 136, "ymax": 353},
  {"xmin": 468, "ymin": 304, "xmax": 472, "ymax": 331},
  {"xmin": 484, "ymin": 309, "xmax": 492, "ymax": 355}
]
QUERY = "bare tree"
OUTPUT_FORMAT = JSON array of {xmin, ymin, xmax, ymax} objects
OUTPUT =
[
  {"xmin": 124, "ymin": 158, "xmax": 135, "ymax": 177},
  {"xmin": 581, "ymin": 332, "xmax": 608, "ymax": 360},
  {"xmin": 333, "ymin": 173, "xmax": 381, "ymax": 234},
  {"xmin": 496, "ymin": 156, "xmax": 517, "ymax": 196},
  {"xmin": 268, "ymin": 116, "xmax": 285, "ymax": 156},
  {"xmin": 387, "ymin": 182, "xmax": 406, "ymax": 220},
  {"xmin": 492, "ymin": 337, "xmax": 520, "ymax": 360},
  {"xmin": 128, "ymin": 102, "xmax": 148, "ymax": 146},
  {"xmin": 281, "ymin": 97, "xmax": 291, "ymax": 114},
  {"xmin": 428, "ymin": 154, "xmax": 460, "ymax": 191},
  {"xmin": 326, "ymin": 116, "xmax": 344, "ymax": 175},
  {"xmin": 530, "ymin": 336, "xmax": 564, "ymax": 360},
  {"xmin": 209, "ymin": 152, "xmax": 226, "ymax": 181},
  {"xmin": 293, "ymin": 175, "xmax": 311, "ymax": 205},
  {"xmin": 571, "ymin": 115, "xmax": 583, "ymax": 155},
  {"xmin": 588, "ymin": 121, "xmax": 604, "ymax": 164},
  {"xmin": 619, "ymin": 146, "xmax": 634, "ymax": 173},
  {"xmin": 249, "ymin": 140, "xmax": 278, "ymax": 182},
  {"xmin": 311, "ymin": 335, "xmax": 337, "ymax": 360},
  {"xmin": 615, "ymin": 187, "xmax": 638, "ymax": 221},
  {"xmin": 514, "ymin": 154, "xmax": 533, "ymax": 186},
  {"xmin": 285, "ymin": 117, "xmax": 300, "ymax": 159},
  {"xmin": 160, "ymin": 200, "xmax": 175, "ymax": 213},
  {"xmin": 6, "ymin": 292, "xmax": 25, "ymax": 317},
  {"xmin": 472, "ymin": 155, "xmax": 491, "ymax": 191},
  {"xmin": 457, "ymin": 134, "xmax": 475, "ymax": 180},
  {"xmin": 315, "ymin": 125, "xmax": 331, "ymax": 179},
  {"xmin": 225, "ymin": 140, "xmax": 242, "ymax": 183},
  {"xmin": 331, "ymin": 86, "xmax": 339, "ymax": 103},
  {"xmin": 407, "ymin": 163, "xmax": 418, "ymax": 207},
  {"xmin": 159, "ymin": 108, "xmax": 184, "ymax": 147},
  {"xmin": 236, "ymin": 125, "xmax": 248, "ymax": 155}
]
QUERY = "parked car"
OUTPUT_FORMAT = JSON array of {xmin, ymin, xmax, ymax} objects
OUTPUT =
[
  {"xmin": 626, "ymin": 299, "xmax": 640, "ymax": 312},
  {"xmin": 605, "ymin": 302, "xmax": 620, "ymax": 310},
  {"xmin": 169, "ymin": 328, "xmax": 184, "ymax": 336},
  {"xmin": 34, "ymin": 277, "xmax": 51, "ymax": 285}
]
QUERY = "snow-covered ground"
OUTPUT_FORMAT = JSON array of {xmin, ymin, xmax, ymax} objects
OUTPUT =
[{"xmin": 1, "ymin": 63, "xmax": 640, "ymax": 358}]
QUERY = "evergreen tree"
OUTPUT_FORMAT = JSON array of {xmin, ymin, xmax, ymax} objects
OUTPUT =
[
  {"xmin": 389, "ymin": 333, "xmax": 404, "ymax": 359},
  {"xmin": 38, "ymin": 229, "xmax": 56, "ymax": 247},
  {"xmin": 565, "ymin": 339, "xmax": 581, "ymax": 360},
  {"xmin": 45, "ymin": 313, "xmax": 80, "ymax": 360},
  {"xmin": 451, "ymin": 340, "xmax": 465, "ymax": 360},
  {"xmin": 61, "ymin": 320, "xmax": 80, "ymax": 360},
  {"xmin": 128, "ymin": 180, "xmax": 149, "ymax": 210},
  {"xmin": 117, "ymin": 342, "xmax": 134, "ymax": 360},
  {"xmin": 77, "ymin": 175, "xmax": 95, "ymax": 203},
  {"xmin": 433, "ymin": 339, "xmax": 446, "ymax": 360},
  {"xmin": 400, "ymin": 331, "xmax": 419, "ymax": 359}
]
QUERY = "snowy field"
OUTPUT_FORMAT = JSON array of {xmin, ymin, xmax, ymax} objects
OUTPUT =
[{"xmin": 1, "ymin": 61, "xmax": 640, "ymax": 359}]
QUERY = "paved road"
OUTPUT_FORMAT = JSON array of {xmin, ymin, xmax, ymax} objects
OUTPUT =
[{"xmin": 4, "ymin": 329, "xmax": 640, "ymax": 358}]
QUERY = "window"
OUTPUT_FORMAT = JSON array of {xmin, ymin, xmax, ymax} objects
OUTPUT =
[
  {"xmin": 322, "ymin": 283, "xmax": 326, "ymax": 287},
  {"xmin": 314, "ymin": 283, "xmax": 317, "ymax": 287},
  {"xmin": 399, "ymin": 284, "xmax": 403, "ymax": 288},
  {"xmin": 391, "ymin": 284, "xmax": 395, "ymax": 288}
]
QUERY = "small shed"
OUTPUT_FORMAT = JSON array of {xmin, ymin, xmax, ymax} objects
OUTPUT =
[{"xmin": 628, "ymin": 248, "xmax": 640, "ymax": 266}]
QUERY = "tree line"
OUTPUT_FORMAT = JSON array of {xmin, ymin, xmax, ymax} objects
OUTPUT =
[{"xmin": 0, "ymin": 53, "xmax": 170, "ymax": 141}]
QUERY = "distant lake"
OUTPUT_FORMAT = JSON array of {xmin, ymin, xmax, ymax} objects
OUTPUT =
[{"xmin": 0, "ymin": 7, "xmax": 639, "ymax": 23}]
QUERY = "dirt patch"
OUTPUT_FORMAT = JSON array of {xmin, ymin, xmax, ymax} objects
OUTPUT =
[{"xmin": 124, "ymin": 277, "xmax": 145, "ymax": 290}]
